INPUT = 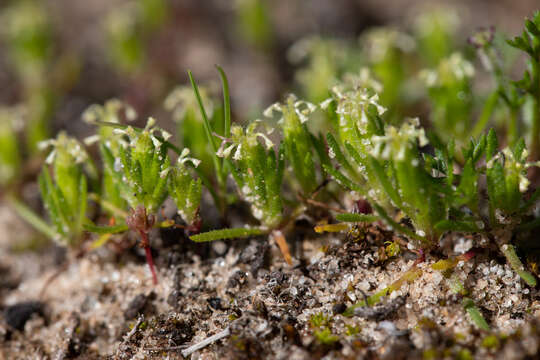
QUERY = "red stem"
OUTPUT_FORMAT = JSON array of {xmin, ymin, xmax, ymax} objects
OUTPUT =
[{"xmin": 141, "ymin": 231, "xmax": 158, "ymax": 285}]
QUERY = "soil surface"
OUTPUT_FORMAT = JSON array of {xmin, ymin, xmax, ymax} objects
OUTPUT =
[{"xmin": 1, "ymin": 203, "xmax": 540, "ymax": 359}]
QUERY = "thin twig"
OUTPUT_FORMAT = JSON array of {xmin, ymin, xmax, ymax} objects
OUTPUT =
[
  {"xmin": 181, "ymin": 327, "xmax": 230, "ymax": 358},
  {"xmin": 125, "ymin": 315, "xmax": 144, "ymax": 342}
]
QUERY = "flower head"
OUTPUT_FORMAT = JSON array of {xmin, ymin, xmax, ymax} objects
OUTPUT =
[{"xmin": 263, "ymin": 94, "xmax": 316, "ymax": 124}]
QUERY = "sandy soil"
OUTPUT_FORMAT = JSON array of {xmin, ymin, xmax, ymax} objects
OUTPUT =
[{"xmin": 1, "ymin": 201, "xmax": 539, "ymax": 359}]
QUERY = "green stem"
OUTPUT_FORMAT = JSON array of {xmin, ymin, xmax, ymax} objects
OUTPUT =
[
  {"xmin": 8, "ymin": 196, "xmax": 58, "ymax": 241},
  {"xmin": 472, "ymin": 91, "xmax": 499, "ymax": 137},
  {"xmin": 188, "ymin": 70, "xmax": 227, "ymax": 216}
]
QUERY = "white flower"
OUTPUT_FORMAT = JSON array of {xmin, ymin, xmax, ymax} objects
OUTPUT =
[
  {"xmin": 370, "ymin": 118, "xmax": 428, "ymax": 161},
  {"xmin": 263, "ymin": 94, "xmax": 316, "ymax": 124},
  {"xmin": 39, "ymin": 133, "xmax": 88, "ymax": 165},
  {"xmin": 178, "ymin": 148, "xmax": 201, "ymax": 168}
]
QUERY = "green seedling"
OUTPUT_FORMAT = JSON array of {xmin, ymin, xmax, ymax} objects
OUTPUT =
[
  {"xmin": 98, "ymin": 118, "xmax": 172, "ymax": 284},
  {"xmin": 83, "ymin": 99, "xmax": 137, "ymax": 217},
  {"xmin": 264, "ymin": 94, "xmax": 318, "ymax": 195},
  {"xmin": 193, "ymin": 121, "xmax": 286, "ymax": 250},
  {"xmin": 37, "ymin": 133, "xmax": 89, "ymax": 246},
  {"xmin": 169, "ymin": 148, "xmax": 203, "ymax": 232}
]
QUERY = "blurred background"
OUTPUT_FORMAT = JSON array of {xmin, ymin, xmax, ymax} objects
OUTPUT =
[
  {"xmin": 0, "ymin": 0, "xmax": 539, "ymax": 199},
  {"xmin": 0, "ymin": 0, "xmax": 538, "ymax": 136}
]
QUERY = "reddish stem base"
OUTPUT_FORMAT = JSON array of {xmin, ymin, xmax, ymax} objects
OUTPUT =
[{"xmin": 144, "ymin": 245, "xmax": 158, "ymax": 285}]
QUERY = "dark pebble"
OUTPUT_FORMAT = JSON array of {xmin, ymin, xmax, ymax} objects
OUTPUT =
[
  {"xmin": 332, "ymin": 303, "xmax": 347, "ymax": 315},
  {"xmin": 207, "ymin": 297, "xmax": 223, "ymax": 310},
  {"xmin": 4, "ymin": 301, "xmax": 45, "ymax": 331}
]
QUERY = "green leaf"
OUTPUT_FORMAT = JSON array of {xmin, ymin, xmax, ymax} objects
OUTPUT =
[
  {"xmin": 525, "ymin": 19, "xmax": 540, "ymax": 36},
  {"xmin": 84, "ymin": 223, "xmax": 129, "ymax": 235},
  {"xmin": 188, "ymin": 70, "xmax": 222, "ymax": 182},
  {"xmin": 322, "ymin": 164, "xmax": 363, "ymax": 193},
  {"xmin": 463, "ymin": 297, "xmax": 490, "ymax": 331},
  {"xmin": 486, "ymin": 129, "xmax": 498, "ymax": 161},
  {"xmin": 190, "ymin": 227, "xmax": 266, "ymax": 242},
  {"xmin": 500, "ymin": 244, "xmax": 537, "ymax": 286},
  {"xmin": 368, "ymin": 157, "xmax": 402, "ymax": 208},
  {"xmin": 335, "ymin": 213, "xmax": 378, "ymax": 223},
  {"xmin": 326, "ymin": 133, "xmax": 355, "ymax": 175},
  {"xmin": 216, "ymin": 65, "xmax": 231, "ymax": 138}
]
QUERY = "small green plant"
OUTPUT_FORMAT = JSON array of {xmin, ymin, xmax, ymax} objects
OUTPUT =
[
  {"xmin": 313, "ymin": 328, "xmax": 339, "ymax": 346},
  {"xmin": 98, "ymin": 118, "xmax": 172, "ymax": 283},
  {"xmin": 169, "ymin": 148, "xmax": 203, "ymax": 231},
  {"xmin": 37, "ymin": 133, "xmax": 90, "ymax": 245},
  {"xmin": 310, "ymin": 312, "xmax": 339, "ymax": 345},
  {"xmin": 264, "ymin": 94, "xmax": 318, "ymax": 195},
  {"xmin": 310, "ymin": 312, "xmax": 331, "ymax": 328}
]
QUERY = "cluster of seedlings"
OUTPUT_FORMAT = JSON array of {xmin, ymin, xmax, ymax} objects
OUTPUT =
[{"xmin": 3, "ymin": 6, "xmax": 540, "ymax": 342}]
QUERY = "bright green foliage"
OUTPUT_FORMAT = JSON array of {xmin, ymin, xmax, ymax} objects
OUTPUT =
[
  {"xmin": 324, "ymin": 88, "xmax": 447, "ymax": 243},
  {"xmin": 310, "ymin": 312, "xmax": 331, "ymax": 328},
  {"xmin": 83, "ymin": 100, "xmax": 137, "ymax": 214},
  {"xmin": 325, "ymin": 83, "xmax": 539, "ymax": 252},
  {"xmin": 38, "ymin": 133, "xmax": 89, "ymax": 245},
  {"xmin": 169, "ymin": 149, "xmax": 202, "ymax": 225},
  {"xmin": 217, "ymin": 123, "xmax": 284, "ymax": 229},
  {"xmin": 0, "ymin": 107, "xmax": 22, "ymax": 186},
  {"xmin": 420, "ymin": 53, "xmax": 475, "ymax": 142},
  {"xmin": 264, "ymin": 94, "xmax": 318, "ymax": 194},
  {"xmin": 100, "ymin": 118, "xmax": 171, "ymax": 213}
]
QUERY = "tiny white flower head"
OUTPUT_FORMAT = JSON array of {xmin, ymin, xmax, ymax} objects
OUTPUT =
[
  {"xmin": 39, "ymin": 133, "xmax": 88, "ymax": 165},
  {"xmin": 178, "ymin": 148, "xmax": 201, "ymax": 168}
]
